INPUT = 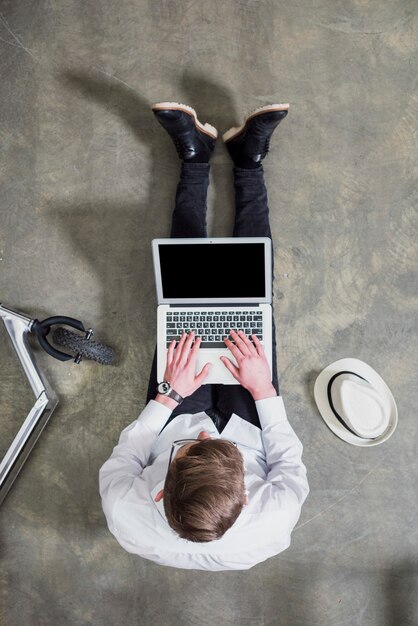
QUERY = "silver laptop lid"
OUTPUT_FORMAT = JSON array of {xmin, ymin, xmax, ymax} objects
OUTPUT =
[{"xmin": 152, "ymin": 237, "xmax": 272, "ymax": 305}]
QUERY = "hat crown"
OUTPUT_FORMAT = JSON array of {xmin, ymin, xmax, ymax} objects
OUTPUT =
[
  {"xmin": 331, "ymin": 373, "xmax": 390, "ymax": 438},
  {"xmin": 314, "ymin": 358, "xmax": 398, "ymax": 447}
]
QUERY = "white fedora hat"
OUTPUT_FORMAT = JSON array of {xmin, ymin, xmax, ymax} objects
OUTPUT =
[{"xmin": 314, "ymin": 358, "xmax": 398, "ymax": 447}]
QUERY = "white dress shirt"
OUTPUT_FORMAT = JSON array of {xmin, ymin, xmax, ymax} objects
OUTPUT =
[{"xmin": 99, "ymin": 395, "xmax": 309, "ymax": 571}]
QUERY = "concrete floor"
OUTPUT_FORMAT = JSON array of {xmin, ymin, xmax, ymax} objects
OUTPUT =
[{"xmin": 1, "ymin": 0, "xmax": 417, "ymax": 624}]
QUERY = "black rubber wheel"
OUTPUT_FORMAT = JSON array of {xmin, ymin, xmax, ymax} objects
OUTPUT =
[{"xmin": 52, "ymin": 328, "xmax": 115, "ymax": 365}]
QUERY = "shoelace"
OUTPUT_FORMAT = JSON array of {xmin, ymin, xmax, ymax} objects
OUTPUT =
[
  {"xmin": 251, "ymin": 137, "xmax": 270, "ymax": 159},
  {"xmin": 262, "ymin": 138, "xmax": 270, "ymax": 156},
  {"xmin": 251, "ymin": 126, "xmax": 271, "ymax": 157}
]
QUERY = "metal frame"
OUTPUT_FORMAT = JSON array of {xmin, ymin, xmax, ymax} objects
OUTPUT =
[{"xmin": 0, "ymin": 304, "xmax": 58, "ymax": 506}]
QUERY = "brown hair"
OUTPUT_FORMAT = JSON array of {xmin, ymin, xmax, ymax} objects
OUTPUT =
[{"xmin": 163, "ymin": 439, "xmax": 246, "ymax": 543}]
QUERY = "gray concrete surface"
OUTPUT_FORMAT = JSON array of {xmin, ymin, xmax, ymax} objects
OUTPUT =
[{"xmin": 1, "ymin": 1, "xmax": 417, "ymax": 625}]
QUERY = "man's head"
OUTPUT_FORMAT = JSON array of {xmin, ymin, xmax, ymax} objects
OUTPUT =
[{"xmin": 154, "ymin": 431, "xmax": 248, "ymax": 543}]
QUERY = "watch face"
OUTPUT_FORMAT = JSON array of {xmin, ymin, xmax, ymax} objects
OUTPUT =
[{"xmin": 159, "ymin": 382, "xmax": 170, "ymax": 393}]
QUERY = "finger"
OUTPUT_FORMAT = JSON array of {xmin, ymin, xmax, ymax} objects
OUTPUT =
[
  {"xmin": 195, "ymin": 362, "xmax": 212, "ymax": 384},
  {"xmin": 184, "ymin": 330, "xmax": 195, "ymax": 350},
  {"xmin": 236, "ymin": 329, "xmax": 257, "ymax": 354},
  {"xmin": 173, "ymin": 331, "xmax": 188, "ymax": 362},
  {"xmin": 189, "ymin": 335, "xmax": 202, "ymax": 362},
  {"xmin": 223, "ymin": 336, "xmax": 243, "ymax": 361},
  {"xmin": 230, "ymin": 329, "xmax": 251, "ymax": 355},
  {"xmin": 220, "ymin": 356, "xmax": 240, "ymax": 380},
  {"xmin": 251, "ymin": 334, "xmax": 265, "ymax": 356},
  {"xmin": 179, "ymin": 331, "xmax": 195, "ymax": 364},
  {"xmin": 166, "ymin": 339, "xmax": 176, "ymax": 365}
]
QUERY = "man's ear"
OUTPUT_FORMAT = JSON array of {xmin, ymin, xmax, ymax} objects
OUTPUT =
[{"xmin": 154, "ymin": 489, "xmax": 164, "ymax": 502}]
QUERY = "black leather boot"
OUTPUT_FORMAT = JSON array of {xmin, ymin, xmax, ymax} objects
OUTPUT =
[
  {"xmin": 223, "ymin": 104, "xmax": 289, "ymax": 168},
  {"xmin": 152, "ymin": 102, "xmax": 218, "ymax": 162}
]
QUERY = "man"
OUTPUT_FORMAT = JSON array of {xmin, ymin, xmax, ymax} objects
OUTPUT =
[{"xmin": 99, "ymin": 101, "xmax": 309, "ymax": 571}]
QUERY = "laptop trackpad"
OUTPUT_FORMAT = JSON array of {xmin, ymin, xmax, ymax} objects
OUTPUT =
[{"xmin": 196, "ymin": 350, "xmax": 239, "ymax": 385}]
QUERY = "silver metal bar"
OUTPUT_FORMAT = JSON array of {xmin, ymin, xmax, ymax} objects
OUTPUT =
[{"xmin": 0, "ymin": 304, "xmax": 58, "ymax": 506}]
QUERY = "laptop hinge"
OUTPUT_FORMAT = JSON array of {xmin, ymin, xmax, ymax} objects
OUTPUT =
[{"xmin": 169, "ymin": 303, "xmax": 261, "ymax": 308}]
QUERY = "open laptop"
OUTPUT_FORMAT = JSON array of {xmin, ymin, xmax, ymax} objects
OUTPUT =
[{"xmin": 152, "ymin": 238, "xmax": 273, "ymax": 385}]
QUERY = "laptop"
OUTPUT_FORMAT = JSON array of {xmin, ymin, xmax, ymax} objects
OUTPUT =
[{"xmin": 152, "ymin": 238, "xmax": 273, "ymax": 385}]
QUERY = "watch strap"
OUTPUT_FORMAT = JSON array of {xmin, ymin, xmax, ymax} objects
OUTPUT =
[{"xmin": 167, "ymin": 388, "xmax": 184, "ymax": 403}]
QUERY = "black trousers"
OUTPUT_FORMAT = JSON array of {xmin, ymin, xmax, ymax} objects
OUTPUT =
[{"xmin": 146, "ymin": 163, "xmax": 279, "ymax": 433}]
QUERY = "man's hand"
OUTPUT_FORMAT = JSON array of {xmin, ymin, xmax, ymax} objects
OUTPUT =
[
  {"xmin": 162, "ymin": 331, "xmax": 212, "ymax": 398},
  {"xmin": 220, "ymin": 330, "xmax": 277, "ymax": 400}
]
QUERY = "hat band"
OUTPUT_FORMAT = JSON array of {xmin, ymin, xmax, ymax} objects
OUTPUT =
[{"xmin": 327, "ymin": 371, "xmax": 371, "ymax": 439}]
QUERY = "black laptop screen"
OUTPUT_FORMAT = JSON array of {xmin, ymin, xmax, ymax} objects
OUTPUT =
[{"xmin": 159, "ymin": 243, "xmax": 266, "ymax": 299}]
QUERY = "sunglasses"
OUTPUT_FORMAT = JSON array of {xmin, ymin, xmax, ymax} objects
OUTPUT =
[{"xmin": 167, "ymin": 438, "xmax": 238, "ymax": 470}]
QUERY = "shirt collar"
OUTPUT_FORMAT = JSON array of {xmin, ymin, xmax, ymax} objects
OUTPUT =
[{"xmin": 151, "ymin": 479, "xmax": 170, "ymax": 524}]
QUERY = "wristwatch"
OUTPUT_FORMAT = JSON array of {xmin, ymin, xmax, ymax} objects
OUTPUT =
[{"xmin": 157, "ymin": 381, "xmax": 184, "ymax": 404}]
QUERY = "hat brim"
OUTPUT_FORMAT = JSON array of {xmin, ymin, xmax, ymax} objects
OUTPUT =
[{"xmin": 314, "ymin": 358, "xmax": 398, "ymax": 447}]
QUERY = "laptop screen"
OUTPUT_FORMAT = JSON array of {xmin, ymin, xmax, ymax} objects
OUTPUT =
[{"xmin": 153, "ymin": 239, "xmax": 271, "ymax": 303}]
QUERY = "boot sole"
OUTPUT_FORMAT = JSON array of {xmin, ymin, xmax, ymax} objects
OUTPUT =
[
  {"xmin": 222, "ymin": 103, "xmax": 289, "ymax": 143},
  {"xmin": 151, "ymin": 101, "xmax": 218, "ymax": 139}
]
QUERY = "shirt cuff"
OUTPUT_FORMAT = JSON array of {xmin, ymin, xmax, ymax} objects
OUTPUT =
[
  {"xmin": 255, "ymin": 395, "xmax": 288, "ymax": 428},
  {"xmin": 137, "ymin": 399, "xmax": 173, "ymax": 435}
]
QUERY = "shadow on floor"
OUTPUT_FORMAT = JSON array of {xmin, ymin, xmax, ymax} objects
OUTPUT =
[{"xmin": 382, "ymin": 558, "xmax": 418, "ymax": 626}]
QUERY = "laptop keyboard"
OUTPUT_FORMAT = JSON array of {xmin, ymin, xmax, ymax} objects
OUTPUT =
[{"xmin": 166, "ymin": 309, "xmax": 264, "ymax": 349}]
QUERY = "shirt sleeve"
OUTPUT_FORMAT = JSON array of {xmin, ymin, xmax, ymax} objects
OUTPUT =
[
  {"xmin": 99, "ymin": 400, "xmax": 172, "ymax": 522},
  {"xmin": 255, "ymin": 395, "xmax": 309, "ymax": 526}
]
